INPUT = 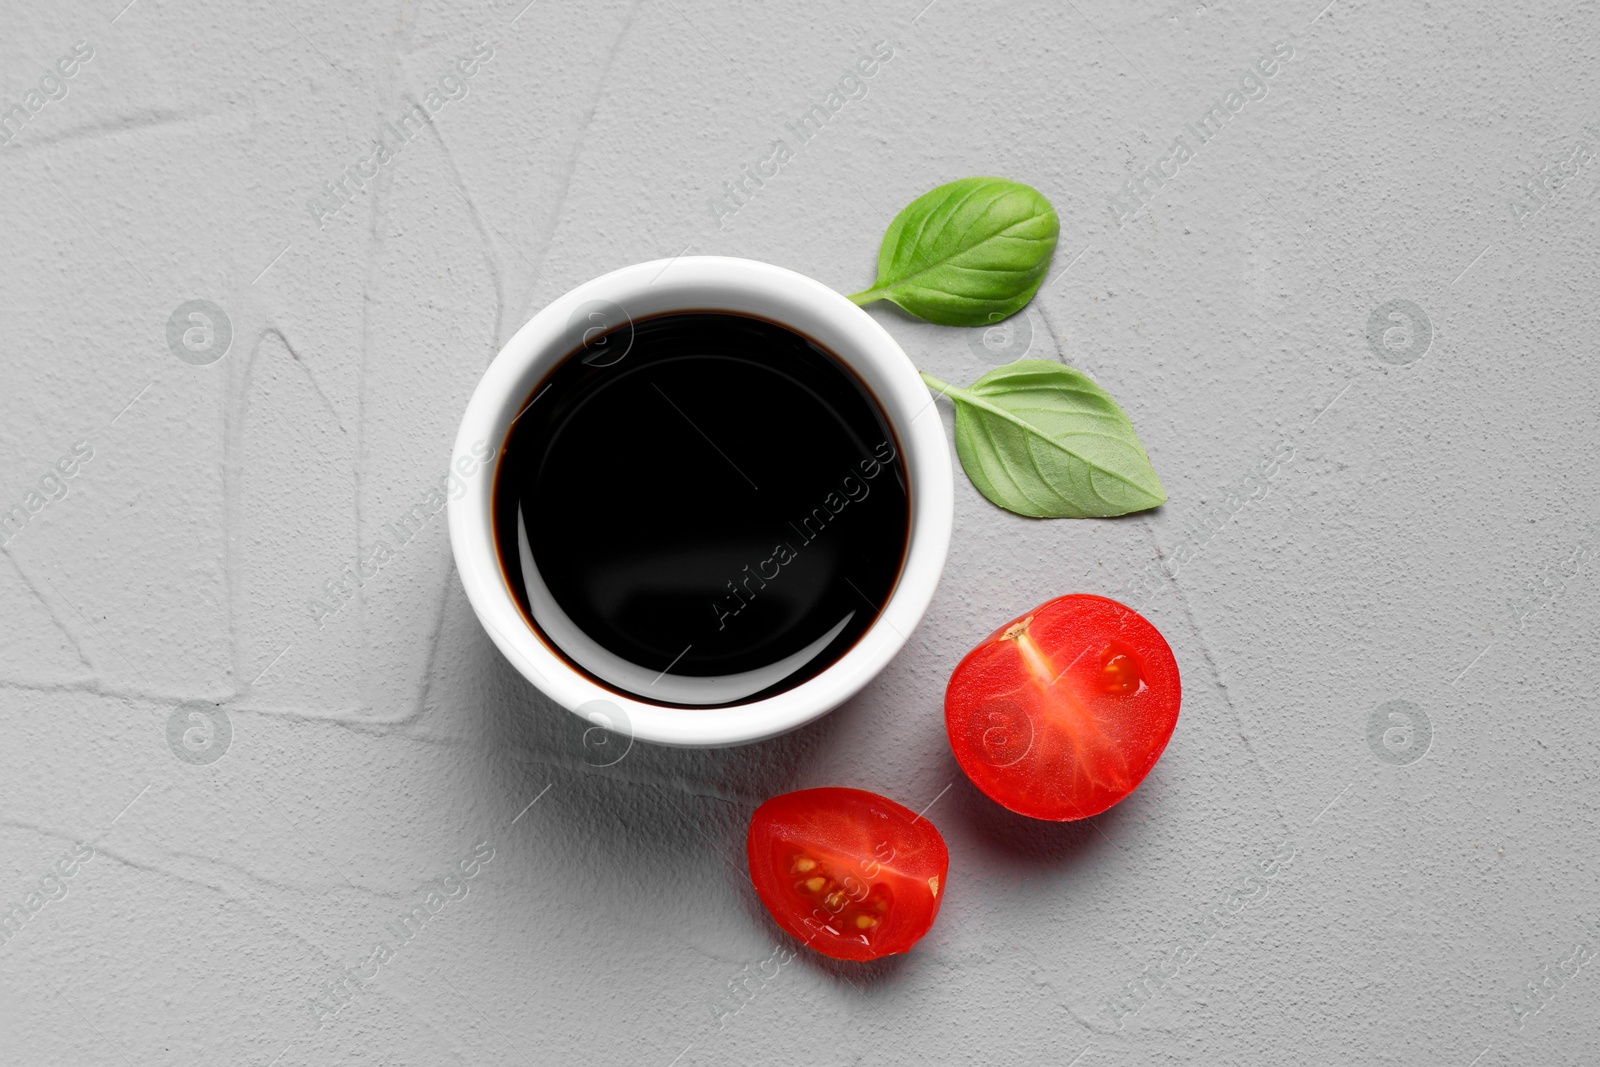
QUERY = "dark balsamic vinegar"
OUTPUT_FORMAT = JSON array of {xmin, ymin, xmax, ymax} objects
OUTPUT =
[{"xmin": 493, "ymin": 311, "xmax": 910, "ymax": 707}]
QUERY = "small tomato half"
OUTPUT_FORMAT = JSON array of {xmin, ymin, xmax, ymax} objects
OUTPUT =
[
  {"xmin": 945, "ymin": 594, "xmax": 1180, "ymax": 821},
  {"xmin": 746, "ymin": 787, "xmax": 949, "ymax": 962}
]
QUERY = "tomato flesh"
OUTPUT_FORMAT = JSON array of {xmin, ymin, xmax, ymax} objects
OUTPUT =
[
  {"xmin": 945, "ymin": 594, "xmax": 1181, "ymax": 821},
  {"xmin": 746, "ymin": 787, "xmax": 948, "ymax": 962}
]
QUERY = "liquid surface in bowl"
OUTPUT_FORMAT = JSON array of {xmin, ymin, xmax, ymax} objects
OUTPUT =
[{"xmin": 493, "ymin": 310, "xmax": 910, "ymax": 707}]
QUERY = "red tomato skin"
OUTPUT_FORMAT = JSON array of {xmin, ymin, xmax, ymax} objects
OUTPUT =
[
  {"xmin": 945, "ymin": 594, "xmax": 1181, "ymax": 822},
  {"xmin": 746, "ymin": 787, "xmax": 949, "ymax": 962}
]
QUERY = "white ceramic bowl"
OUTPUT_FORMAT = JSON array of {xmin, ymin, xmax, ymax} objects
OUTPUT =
[{"xmin": 448, "ymin": 256, "xmax": 953, "ymax": 747}]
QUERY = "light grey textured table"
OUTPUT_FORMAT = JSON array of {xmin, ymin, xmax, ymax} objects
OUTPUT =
[{"xmin": 3, "ymin": 1, "xmax": 1597, "ymax": 1064}]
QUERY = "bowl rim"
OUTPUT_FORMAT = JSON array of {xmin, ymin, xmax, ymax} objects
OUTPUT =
[{"xmin": 448, "ymin": 255, "xmax": 953, "ymax": 747}]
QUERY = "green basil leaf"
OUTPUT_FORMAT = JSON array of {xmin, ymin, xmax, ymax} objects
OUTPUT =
[
  {"xmin": 921, "ymin": 361, "xmax": 1165, "ymax": 519},
  {"xmin": 850, "ymin": 177, "xmax": 1059, "ymax": 327}
]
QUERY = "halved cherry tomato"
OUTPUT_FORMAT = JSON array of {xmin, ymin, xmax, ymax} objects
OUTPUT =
[
  {"xmin": 945, "ymin": 594, "xmax": 1180, "ymax": 821},
  {"xmin": 746, "ymin": 787, "xmax": 948, "ymax": 962}
]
